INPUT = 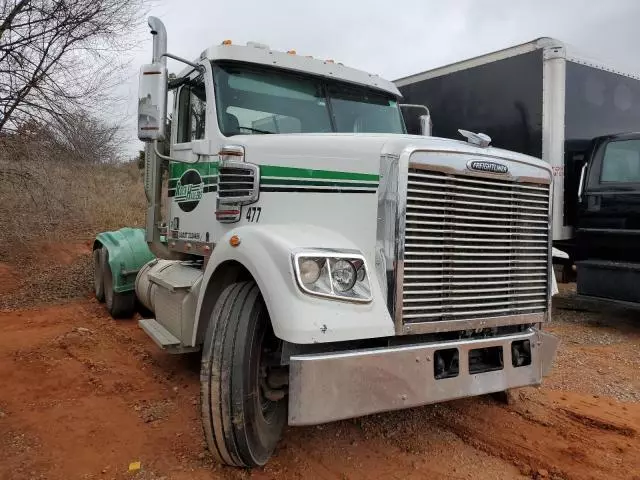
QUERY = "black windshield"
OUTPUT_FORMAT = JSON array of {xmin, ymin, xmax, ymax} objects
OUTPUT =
[{"xmin": 212, "ymin": 62, "xmax": 405, "ymax": 136}]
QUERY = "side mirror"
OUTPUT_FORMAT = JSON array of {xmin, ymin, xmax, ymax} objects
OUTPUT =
[
  {"xmin": 400, "ymin": 104, "xmax": 432, "ymax": 136},
  {"xmin": 138, "ymin": 63, "xmax": 168, "ymax": 142},
  {"xmin": 577, "ymin": 162, "xmax": 588, "ymax": 203}
]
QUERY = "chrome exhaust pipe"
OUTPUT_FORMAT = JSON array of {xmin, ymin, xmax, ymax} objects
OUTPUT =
[{"xmin": 148, "ymin": 16, "xmax": 167, "ymax": 65}]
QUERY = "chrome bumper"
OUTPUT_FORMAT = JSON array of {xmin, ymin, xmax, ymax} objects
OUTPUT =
[{"xmin": 288, "ymin": 329, "xmax": 558, "ymax": 426}]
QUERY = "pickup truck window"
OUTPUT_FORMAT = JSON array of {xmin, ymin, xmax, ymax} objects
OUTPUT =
[
  {"xmin": 600, "ymin": 139, "xmax": 640, "ymax": 183},
  {"xmin": 212, "ymin": 62, "xmax": 404, "ymax": 136}
]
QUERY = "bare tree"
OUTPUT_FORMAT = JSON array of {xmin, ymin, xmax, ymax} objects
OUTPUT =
[{"xmin": 0, "ymin": 0, "xmax": 148, "ymax": 133}]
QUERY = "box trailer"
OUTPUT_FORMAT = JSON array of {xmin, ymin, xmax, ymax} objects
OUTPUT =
[{"xmin": 395, "ymin": 37, "xmax": 640, "ymax": 257}]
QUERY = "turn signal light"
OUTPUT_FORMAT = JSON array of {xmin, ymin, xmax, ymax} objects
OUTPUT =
[{"xmin": 229, "ymin": 235, "xmax": 241, "ymax": 247}]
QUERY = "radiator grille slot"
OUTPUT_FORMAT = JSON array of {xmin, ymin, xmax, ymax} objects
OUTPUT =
[
  {"xmin": 402, "ymin": 168, "xmax": 550, "ymax": 324},
  {"xmin": 217, "ymin": 162, "xmax": 259, "ymax": 204}
]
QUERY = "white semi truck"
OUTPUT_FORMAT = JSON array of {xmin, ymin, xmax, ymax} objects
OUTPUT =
[{"xmin": 93, "ymin": 17, "xmax": 559, "ymax": 467}]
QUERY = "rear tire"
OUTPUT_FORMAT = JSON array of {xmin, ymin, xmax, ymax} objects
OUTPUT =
[
  {"xmin": 200, "ymin": 281, "xmax": 287, "ymax": 467},
  {"xmin": 103, "ymin": 250, "xmax": 135, "ymax": 319},
  {"xmin": 93, "ymin": 247, "xmax": 105, "ymax": 303}
]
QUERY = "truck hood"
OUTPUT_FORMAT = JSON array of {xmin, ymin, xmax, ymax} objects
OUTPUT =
[{"xmin": 235, "ymin": 132, "xmax": 551, "ymax": 174}]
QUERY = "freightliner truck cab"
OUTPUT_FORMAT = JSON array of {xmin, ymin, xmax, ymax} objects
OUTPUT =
[{"xmin": 92, "ymin": 17, "xmax": 559, "ymax": 467}]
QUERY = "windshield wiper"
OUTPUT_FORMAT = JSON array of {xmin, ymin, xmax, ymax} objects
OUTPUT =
[{"xmin": 237, "ymin": 126, "xmax": 274, "ymax": 134}]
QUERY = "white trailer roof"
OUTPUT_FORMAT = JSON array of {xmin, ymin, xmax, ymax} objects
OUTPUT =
[
  {"xmin": 395, "ymin": 37, "xmax": 640, "ymax": 86},
  {"xmin": 179, "ymin": 42, "xmax": 401, "ymax": 97}
]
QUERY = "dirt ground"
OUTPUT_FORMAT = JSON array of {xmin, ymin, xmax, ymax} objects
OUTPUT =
[{"xmin": 0, "ymin": 249, "xmax": 639, "ymax": 480}]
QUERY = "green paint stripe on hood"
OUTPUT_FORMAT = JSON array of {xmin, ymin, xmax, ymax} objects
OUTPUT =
[
  {"xmin": 260, "ymin": 165, "xmax": 379, "ymax": 182},
  {"xmin": 168, "ymin": 162, "xmax": 378, "ymax": 183},
  {"xmin": 260, "ymin": 178, "xmax": 378, "ymax": 189}
]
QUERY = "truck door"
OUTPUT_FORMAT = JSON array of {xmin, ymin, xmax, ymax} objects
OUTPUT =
[
  {"xmin": 168, "ymin": 73, "xmax": 218, "ymax": 247},
  {"xmin": 577, "ymin": 134, "xmax": 640, "ymax": 262}
]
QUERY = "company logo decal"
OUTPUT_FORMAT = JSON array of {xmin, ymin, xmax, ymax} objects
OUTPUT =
[
  {"xmin": 467, "ymin": 160, "xmax": 509, "ymax": 174},
  {"xmin": 175, "ymin": 169, "xmax": 203, "ymax": 212}
]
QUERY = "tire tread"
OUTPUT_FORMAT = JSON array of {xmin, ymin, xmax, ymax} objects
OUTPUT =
[{"xmin": 200, "ymin": 281, "xmax": 284, "ymax": 468}]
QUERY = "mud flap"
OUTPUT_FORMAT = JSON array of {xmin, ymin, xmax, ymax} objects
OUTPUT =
[{"xmin": 94, "ymin": 227, "xmax": 155, "ymax": 294}]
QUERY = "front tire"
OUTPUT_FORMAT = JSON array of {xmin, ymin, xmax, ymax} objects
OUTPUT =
[
  {"xmin": 102, "ymin": 250, "xmax": 135, "ymax": 319},
  {"xmin": 200, "ymin": 281, "xmax": 287, "ymax": 467}
]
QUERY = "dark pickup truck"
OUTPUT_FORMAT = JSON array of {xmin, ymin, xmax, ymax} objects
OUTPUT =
[{"xmin": 575, "ymin": 132, "xmax": 640, "ymax": 304}]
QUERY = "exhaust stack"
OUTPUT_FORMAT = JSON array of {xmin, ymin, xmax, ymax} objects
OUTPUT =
[
  {"xmin": 148, "ymin": 17, "xmax": 167, "ymax": 65},
  {"xmin": 143, "ymin": 16, "xmax": 183, "ymax": 260}
]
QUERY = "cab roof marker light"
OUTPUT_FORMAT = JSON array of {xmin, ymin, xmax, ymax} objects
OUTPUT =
[
  {"xmin": 222, "ymin": 39, "xmax": 232, "ymax": 45},
  {"xmin": 287, "ymin": 50, "xmax": 296, "ymax": 55}
]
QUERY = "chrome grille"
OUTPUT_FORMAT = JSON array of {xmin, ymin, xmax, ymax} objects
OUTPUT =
[
  {"xmin": 217, "ymin": 161, "xmax": 259, "ymax": 204},
  {"xmin": 401, "ymin": 168, "xmax": 550, "ymax": 326}
]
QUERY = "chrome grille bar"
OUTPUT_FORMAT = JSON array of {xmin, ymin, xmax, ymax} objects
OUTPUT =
[{"xmin": 400, "ymin": 167, "xmax": 551, "ymax": 332}]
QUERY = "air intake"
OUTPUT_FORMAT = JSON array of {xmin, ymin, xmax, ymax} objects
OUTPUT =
[{"xmin": 217, "ymin": 162, "xmax": 260, "ymax": 204}]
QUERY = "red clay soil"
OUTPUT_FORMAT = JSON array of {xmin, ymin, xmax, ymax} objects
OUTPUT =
[{"xmin": 0, "ymin": 298, "xmax": 638, "ymax": 479}]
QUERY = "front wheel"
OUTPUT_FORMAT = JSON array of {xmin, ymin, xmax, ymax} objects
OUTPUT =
[{"xmin": 200, "ymin": 281, "xmax": 287, "ymax": 467}]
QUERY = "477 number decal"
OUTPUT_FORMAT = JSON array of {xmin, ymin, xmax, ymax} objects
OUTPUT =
[{"xmin": 246, "ymin": 207, "xmax": 262, "ymax": 222}]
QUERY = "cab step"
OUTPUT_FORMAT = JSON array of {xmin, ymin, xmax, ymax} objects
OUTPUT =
[{"xmin": 139, "ymin": 318, "xmax": 199, "ymax": 354}]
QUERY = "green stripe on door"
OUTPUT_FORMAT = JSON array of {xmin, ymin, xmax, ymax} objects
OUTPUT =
[{"xmin": 169, "ymin": 162, "xmax": 218, "ymax": 179}]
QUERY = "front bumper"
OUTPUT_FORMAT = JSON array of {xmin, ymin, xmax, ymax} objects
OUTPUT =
[{"xmin": 288, "ymin": 328, "xmax": 558, "ymax": 426}]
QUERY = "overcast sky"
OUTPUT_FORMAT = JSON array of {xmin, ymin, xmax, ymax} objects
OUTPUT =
[{"xmin": 119, "ymin": 0, "xmax": 640, "ymax": 154}]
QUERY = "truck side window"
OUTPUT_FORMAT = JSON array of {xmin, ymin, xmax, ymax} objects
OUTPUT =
[
  {"xmin": 600, "ymin": 139, "xmax": 640, "ymax": 183},
  {"xmin": 177, "ymin": 77, "xmax": 206, "ymax": 143}
]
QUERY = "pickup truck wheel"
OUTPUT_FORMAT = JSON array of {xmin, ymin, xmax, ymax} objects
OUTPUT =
[
  {"xmin": 102, "ymin": 251, "xmax": 135, "ymax": 319},
  {"xmin": 201, "ymin": 281, "xmax": 287, "ymax": 468},
  {"xmin": 93, "ymin": 248, "xmax": 105, "ymax": 303}
]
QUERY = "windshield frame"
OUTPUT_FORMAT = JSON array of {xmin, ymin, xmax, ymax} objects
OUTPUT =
[{"xmin": 211, "ymin": 61, "xmax": 406, "ymax": 137}]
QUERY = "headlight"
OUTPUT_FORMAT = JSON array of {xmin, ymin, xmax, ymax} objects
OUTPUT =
[
  {"xmin": 293, "ymin": 251, "xmax": 371, "ymax": 302},
  {"xmin": 299, "ymin": 258, "xmax": 322, "ymax": 284},
  {"xmin": 331, "ymin": 259, "xmax": 356, "ymax": 292}
]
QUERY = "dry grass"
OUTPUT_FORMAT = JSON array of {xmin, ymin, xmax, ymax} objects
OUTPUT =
[
  {"xmin": 0, "ymin": 137, "xmax": 147, "ymax": 309},
  {"xmin": 0, "ymin": 158, "xmax": 145, "ymax": 260}
]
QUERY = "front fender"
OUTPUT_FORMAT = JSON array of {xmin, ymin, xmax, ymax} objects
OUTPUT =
[{"xmin": 194, "ymin": 224, "xmax": 395, "ymax": 345}]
